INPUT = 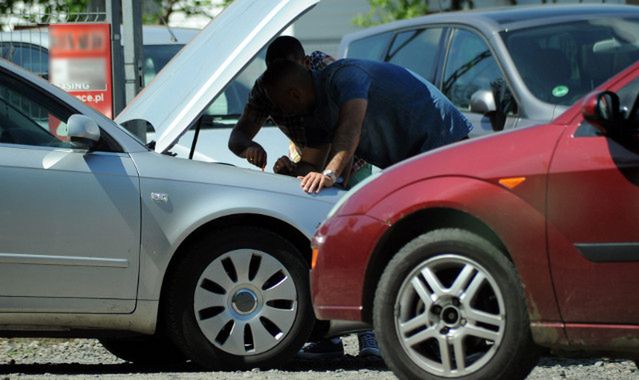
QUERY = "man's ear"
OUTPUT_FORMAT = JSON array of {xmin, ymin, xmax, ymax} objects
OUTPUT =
[{"xmin": 304, "ymin": 56, "xmax": 311, "ymax": 70}]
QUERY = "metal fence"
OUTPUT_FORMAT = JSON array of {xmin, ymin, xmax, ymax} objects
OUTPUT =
[{"xmin": 0, "ymin": 9, "xmax": 106, "ymax": 79}]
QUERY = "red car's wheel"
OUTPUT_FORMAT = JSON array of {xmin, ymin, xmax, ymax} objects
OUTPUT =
[{"xmin": 374, "ymin": 228, "xmax": 539, "ymax": 380}]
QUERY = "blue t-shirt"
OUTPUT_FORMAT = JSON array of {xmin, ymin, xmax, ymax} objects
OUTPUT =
[{"xmin": 303, "ymin": 59, "xmax": 473, "ymax": 169}]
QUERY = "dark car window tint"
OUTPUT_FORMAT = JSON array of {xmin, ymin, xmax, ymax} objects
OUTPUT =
[
  {"xmin": 0, "ymin": 75, "xmax": 75, "ymax": 148},
  {"xmin": 386, "ymin": 28, "xmax": 442, "ymax": 82},
  {"xmin": 346, "ymin": 32, "xmax": 392, "ymax": 61},
  {"xmin": 143, "ymin": 44, "xmax": 184, "ymax": 86},
  {"xmin": 503, "ymin": 16, "xmax": 639, "ymax": 106},
  {"xmin": 443, "ymin": 29, "xmax": 506, "ymax": 112}
]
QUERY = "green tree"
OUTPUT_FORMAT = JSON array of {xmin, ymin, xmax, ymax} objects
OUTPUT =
[
  {"xmin": 0, "ymin": 0, "xmax": 92, "ymax": 25},
  {"xmin": 354, "ymin": 0, "xmax": 480, "ymax": 27},
  {"xmin": 353, "ymin": 0, "xmax": 428, "ymax": 27},
  {"xmin": 142, "ymin": 0, "xmax": 217, "ymax": 25}
]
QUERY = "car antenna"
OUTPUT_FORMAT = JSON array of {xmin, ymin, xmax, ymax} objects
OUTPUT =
[{"xmin": 161, "ymin": 15, "xmax": 178, "ymax": 43}]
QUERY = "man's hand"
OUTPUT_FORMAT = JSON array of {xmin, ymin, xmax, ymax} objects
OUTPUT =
[
  {"xmin": 273, "ymin": 156, "xmax": 296, "ymax": 175},
  {"xmin": 298, "ymin": 172, "xmax": 335, "ymax": 193},
  {"xmin": 242, "ymin": 143, "xmax": 267, "ymax": 169}
]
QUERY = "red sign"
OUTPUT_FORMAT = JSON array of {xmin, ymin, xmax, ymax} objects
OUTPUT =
[{"xmin": 49, "ymin": 23, "xmax": 113, "ymax": 118}]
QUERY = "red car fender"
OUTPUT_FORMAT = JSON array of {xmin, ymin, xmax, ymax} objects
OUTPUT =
[{"xmin": 366, "ymin": 175, "xmax": 562, "ymax": 326}]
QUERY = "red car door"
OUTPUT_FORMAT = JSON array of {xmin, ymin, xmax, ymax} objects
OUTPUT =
[{"xmin": 547, "ymin": 73, "xmax": 639, "ymax": 324}]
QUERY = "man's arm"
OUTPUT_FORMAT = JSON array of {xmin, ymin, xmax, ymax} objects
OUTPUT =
[
  {"xmin": 228, "ymin": 106, "xmax": 269, "ymax": 168},
  {"xmin": 299, "ymin": 99, "xmax": 367, "ymax": 193},
  {"xmin": 273, "ymin": 144, "xmax": 330, "ymax": 176}
]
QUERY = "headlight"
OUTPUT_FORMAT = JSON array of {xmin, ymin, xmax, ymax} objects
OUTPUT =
[{"xmin": 326, "ymin": 171, "xmax": 382, "ymax": 219}]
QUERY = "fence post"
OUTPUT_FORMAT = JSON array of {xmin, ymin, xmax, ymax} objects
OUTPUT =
[
  {"xmin": 106, "ymin": 0, "xmax": 125, "ymax": 118},
  {"xmin": 107, "ymin": 0, "xmax": 145, "ymax": 142}
]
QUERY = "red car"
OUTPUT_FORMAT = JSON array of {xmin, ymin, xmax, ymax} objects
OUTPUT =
[{"xmin": 311, "ymin": 61, "xmax": 639, "ymax": 380}]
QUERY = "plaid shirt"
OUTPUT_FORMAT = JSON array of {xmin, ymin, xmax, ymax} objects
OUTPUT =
[{"xmin": 247, "ymin": 51, "xmax": 334, "ymax": 148}]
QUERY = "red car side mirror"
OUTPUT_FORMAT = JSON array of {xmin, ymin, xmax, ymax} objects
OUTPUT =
[{"xmin": 581, "ymin": 90, "xmax": 622, "ymax": 137}]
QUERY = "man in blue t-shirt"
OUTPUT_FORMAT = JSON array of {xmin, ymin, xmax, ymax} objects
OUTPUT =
[{"xmin": 262, "ymin": 58, "xmax": 473, "ymax": 193}]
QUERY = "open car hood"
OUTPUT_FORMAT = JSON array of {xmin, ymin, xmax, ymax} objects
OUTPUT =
[{"xmin": 115, "ymin": 0, "xmax": 319, "ymax": 153}]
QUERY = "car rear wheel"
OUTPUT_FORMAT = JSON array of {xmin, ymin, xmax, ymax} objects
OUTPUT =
[
  {"xmin": 165, "ymin": 227, "xmax": 313, "ymax": 370},
  {"xmin": 99, "ymin": 335, "xmax": 185, "ymax": 365},
  {"xmin": 374, "ymin": 228, "xmax": 539, "ymax": 380}
]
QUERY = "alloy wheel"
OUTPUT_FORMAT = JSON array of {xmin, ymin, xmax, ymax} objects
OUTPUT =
[{"xmin": 395, "ymin": 254, "xmax": 505, "ymax": 377}]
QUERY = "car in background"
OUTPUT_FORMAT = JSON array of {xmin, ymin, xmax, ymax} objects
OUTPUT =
[
  {"xmin": 0, "ymin": 25, "xmax": 290, "ymax": 170},
  {"xmin": 340, "ymin": 4, "xmax": 639, "ymax": 137},
  {"xmin": 311, "ymin": 60, "xmax": 639, "ymax": 379},
  {"xmin": 0, "ymin": 0, "xmax": 342, "ymax": 370}
]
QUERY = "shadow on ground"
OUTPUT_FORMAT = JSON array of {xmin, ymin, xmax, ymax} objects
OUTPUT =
[{"xmin": 0, "ymin": 355, "xmax": 387, "ymax": 375}]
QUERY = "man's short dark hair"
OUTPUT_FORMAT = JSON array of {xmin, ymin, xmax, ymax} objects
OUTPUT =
[{"xmin": 265, "ymin": 36, "xmax": 305, "ymax": 66}]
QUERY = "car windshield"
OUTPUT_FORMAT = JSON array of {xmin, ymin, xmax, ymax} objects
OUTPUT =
[{"xmin": 503, "ymin": 16, "xmax": 639, "ymax": 106}]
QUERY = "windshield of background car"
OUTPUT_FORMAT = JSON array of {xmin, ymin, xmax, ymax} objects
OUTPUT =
[{"xmin": 503, "ymin": 16, "xmax": 639, "ymax": 106}]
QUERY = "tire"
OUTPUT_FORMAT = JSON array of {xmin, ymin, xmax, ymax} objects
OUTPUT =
[
  {"xmin": 164, "ymin": 227, "xmax": 313, "ymax": 370},
  {"xmin": 374, "ymin": 228, "xmax": 539, "ymax": 380},
  {"xmin": 99, "ymin": 335, "xmax": 185, "ymax": 365}
]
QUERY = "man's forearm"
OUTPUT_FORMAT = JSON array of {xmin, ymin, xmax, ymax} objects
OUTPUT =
[
  {"xmin": 324, "ymin": 99, "xmax": 367, "ymax": 177},
  {"xmin": 228, "ymin": 109, "xmax": 266, "ymax": 156},
  {"xmin": 228, "ymin": 130, "xmax": 254, "ymax": 156}
]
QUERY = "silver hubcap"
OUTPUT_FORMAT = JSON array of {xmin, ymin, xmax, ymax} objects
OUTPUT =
[
  {"xmin": 194, "ymin": 249, "xmax": 298, "ymax": 356},
  {"xmin": 395, "ymin": 254, "xmax": 505, "ymax": 377}
]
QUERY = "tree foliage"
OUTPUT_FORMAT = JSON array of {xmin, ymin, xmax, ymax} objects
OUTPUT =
[
  {"xmin": 354, "ymin": 0, "xmax": 480, "ymax": 27},
  {"xmin": 0, "ymin": 0, "xmax": 92, "ymax": 25},
  {"xmin": 353, "ymin": 0, "xmax": 429, "ymax": 27},
  {"xmin": 142, "ymin": 0, "xmax": 216, "ymax": 25}
]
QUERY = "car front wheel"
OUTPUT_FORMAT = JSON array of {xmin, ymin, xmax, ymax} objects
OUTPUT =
[
  {"xmin": 165, "ymin": 227, "xmax": 313, "ymax": 370},
  {"xmin": 374, "ymin": 228, "xmax": 539, "ymax": 380}
]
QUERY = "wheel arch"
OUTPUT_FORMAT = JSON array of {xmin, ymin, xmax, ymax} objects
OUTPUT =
[
  {"xmin": 361, "ymin": 207, "xmax": 507, "ymax": 323},
  {"xmin": 156, "ymin": 213, "xmax": 311, "ymax": 330}
]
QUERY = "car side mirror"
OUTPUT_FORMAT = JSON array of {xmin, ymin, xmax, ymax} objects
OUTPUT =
[
  {"xmin": 582, "ymin": 91, "xmax": 622, "ymax": 137},
  {"xmin": 67, "ymin": 114, "xmax": 100, "ymax": 149},
  {"xmin": 470, "ymin": 89, "xmax": 497, "ymax": 114}
]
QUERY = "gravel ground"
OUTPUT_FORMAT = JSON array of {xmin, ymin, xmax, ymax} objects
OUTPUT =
[{"xmin": 0, "ymin": 337, "xmax": 637, "ymax": 380}]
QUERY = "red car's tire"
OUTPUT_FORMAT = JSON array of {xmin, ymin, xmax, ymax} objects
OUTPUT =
[{"xmin": 374, "ymin": 228, "xmax": 539, "ymax": 380}]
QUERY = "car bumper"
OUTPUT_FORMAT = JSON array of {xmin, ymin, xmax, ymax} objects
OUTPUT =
[{"xmin": 311, "ymin": 214, "xmax": 388, "ymax": 321}]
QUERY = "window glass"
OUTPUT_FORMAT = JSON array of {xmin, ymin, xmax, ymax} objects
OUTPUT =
[
  {"xmin": 200, "ymin": 48, "xmax": 266, "ymax": 126},
  {"xmin": 443, "ymin": 29, "xmax": 508, "ymax": 112},
  {"xmin": 0, "ymin": 75, "xmax": 74, "ymax": 148},
  {"xmin": 0, "ymin": 42, "xmax": 48, "ymax": 78},
  {"xmin": 503, "ymin": 16, "xmax": 639, "ymax": 106},
  {"xmin": 386, "ymin": 28, "xmax": 443, "ymax": 82},
  {"xmin": 345, "ymin": 32, "xmax": 393, "ymax": 61},
  {"xmin": 142, "ymin": 44, "xmax": 184, "ymax": 86}
]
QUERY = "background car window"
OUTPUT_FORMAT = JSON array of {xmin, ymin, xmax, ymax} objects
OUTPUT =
[
  {"xmin": 199, "ymin": 48, "xmax": 266, "ymax": 127},
  {"xmin": 142, "ymin": 44, "xmax": 184, "ymax": 86},
  {"xmin": 0, "ymin": 75, "xmax": 75, "ymax": 148},
  {"xmin": 0, "ymin": 42, "xmax": 48, "ymax": 78},
  {"xmin": 504, "ymin": 17, "xmax": 639, "ymax": 106},
  {"xmin": 345, "ymin": 31, "xmax": 392, "ymax": 61},
  {"xmin": 386, "ymin": 28, "xmax": 443, "ymax": 82},
  {"xmin": 443, "ymin": 29, "xmax": 507, "ymax": 112}
]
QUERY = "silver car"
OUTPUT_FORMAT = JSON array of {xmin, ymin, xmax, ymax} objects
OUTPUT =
[
  {"xmin": 340, "ymin": 4, "xmax": 639, "ymax": 137},
  {"xmin": 0, "ymin": 0, "xmax": 340, "ymax": 369},
  {"xmin": 0, "ymin": 25, "xmax": 290, "ymax": 170}
]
